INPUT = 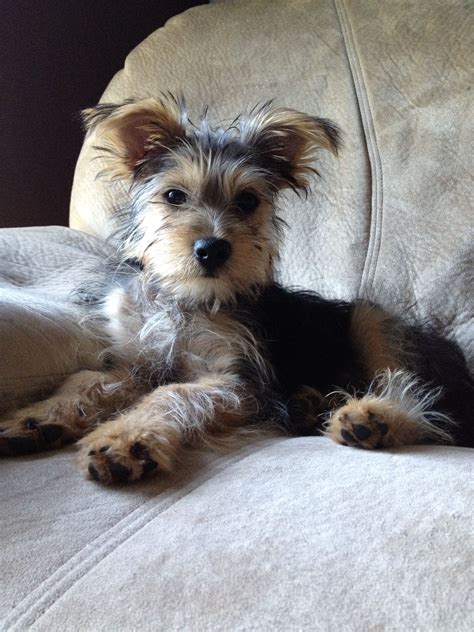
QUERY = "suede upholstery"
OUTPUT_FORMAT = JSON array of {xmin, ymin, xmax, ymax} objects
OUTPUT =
[{"xmin": 1, "ymin": 1, "xmax": 473, "ymax": 630}]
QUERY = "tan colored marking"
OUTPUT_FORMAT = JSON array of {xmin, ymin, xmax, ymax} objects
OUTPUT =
[
  {"xmin": 325, "ymin": 369, "xmax": 454, "ymax": 449},
  {"xmin": 83, "ymin": 97, "xmax": 187, "ymax": 179},
  {"xmin": 0, "ymin": 370, "xmax": 143, "ymax": 454},
  {"xmin": 350, "ymin": 303, "xmax": 402, "ymax": 378},
  {"xmin": 78, "ymin": 374, "xmax": 258, "ymax": 483},
  {"xmin": 326, "ymin": 397, "xmax": 422, "ymax": 449}
]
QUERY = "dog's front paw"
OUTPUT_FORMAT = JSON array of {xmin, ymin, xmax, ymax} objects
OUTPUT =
[
  {"xmin": 0, "ymin": 400, "xmax": 79, "ymax": 455},
  {"xmin": 78, "ymin": 419, "xmax": 178, "ymax": 484},
  {"xmin": 325, "ymin": 400, "xmax": 392, "ymax": 449}
]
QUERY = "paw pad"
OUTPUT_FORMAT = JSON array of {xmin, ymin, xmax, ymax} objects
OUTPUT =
[
  {"xmin": 327, "ymin": 404, "xmax": 392, "ymax": 450},
  {"xmin": 85, "ymin": 440, "xmax": 159, "ymax": 484},
  {"xmin": 108, "ymin": 461, "xmax": 132, "ymax": 482},
  {"xmin": 351, "ymin": 424, "xmax": 372, "ymax": 440}
]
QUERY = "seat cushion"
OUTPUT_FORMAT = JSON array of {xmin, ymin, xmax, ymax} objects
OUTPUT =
[{"xmin": 1, "ymin": 438, "xmax": 473, "ymax": 630}]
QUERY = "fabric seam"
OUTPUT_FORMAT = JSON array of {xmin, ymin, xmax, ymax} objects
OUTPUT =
[{"xmin": 334, "ymin": 0, "xmax": 384, "ymax": 298}]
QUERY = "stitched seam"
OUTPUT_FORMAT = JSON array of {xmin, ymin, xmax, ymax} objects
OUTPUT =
[
  {"xmin": 4, "ymin": 438, "xmax": 285, "ymax": 630},
  {"xmin": 334, "ymin": 0, "xmax": 384, "ymax": 298}
]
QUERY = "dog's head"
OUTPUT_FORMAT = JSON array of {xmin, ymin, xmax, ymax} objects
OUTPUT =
[{"xmin": 83, "ymin": 95, "xmax": 340, "ymax": 307}]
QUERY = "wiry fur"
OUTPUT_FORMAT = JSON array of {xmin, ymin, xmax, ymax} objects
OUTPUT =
[
  {"xmin": 324, "ymin": 369, "xmax": 456, "ymax": 448},
  {"xmin": 1, "ymin": 95, "xmax": 472, "ymax": 483}
]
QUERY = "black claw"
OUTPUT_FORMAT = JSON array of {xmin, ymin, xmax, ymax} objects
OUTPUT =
[
  {"xmin": 88, "ymin": 463, "xmax": 100, "ymax": 481},
  {"xmin": 130, "ymin": 442, "xmax": 147, "ymax": 459},
  {"xmin": 341, "ymin": 429, "xmax": 355, "ymax": 444},
  {"xmin": 40, "ymin": 424, "xmax": 63, "ymax": 444},
  {"xmin": 351, "ymin": 424, "xmax": 372, "ymax": 440},
  {"xmin": 108, "ymin": 461, "xmax": 132, "ymax": 482},
  {"xmin": 142, "ymin": 459, "xmax": 158, "ymax": 474},
  {"xmin": 8, "ymin": 437, "xmax": 38, "ymax": 454},
  {"xmin": 25, "ymin": 418, "xmax": 39, "ymax": 430},
  {"xmin": 376, "ymin": 422, "xmax": 389, "ymax": 436}
]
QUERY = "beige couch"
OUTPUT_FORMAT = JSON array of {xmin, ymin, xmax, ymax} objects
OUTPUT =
[{"xmin": 1, "ymin": 1, "xmax": 473, "ymax": 630}]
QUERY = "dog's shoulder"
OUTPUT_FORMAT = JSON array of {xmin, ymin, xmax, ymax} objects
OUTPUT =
[
  {"xmin": 234, "ymin": 284, "xmax": 363, "ymax": 393},
  {"xmin": 235, "ymin": 283, "xmax": 353, "ymax": 340}
]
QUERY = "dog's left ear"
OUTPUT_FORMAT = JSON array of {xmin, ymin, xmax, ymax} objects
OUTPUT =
[
  {"xmin": 240, "ymin": 104, "xmax": 341, "ymax": 193},
  {"xmin": 81, "ymin": 96, "xmax": 187, "ymax": 179}
]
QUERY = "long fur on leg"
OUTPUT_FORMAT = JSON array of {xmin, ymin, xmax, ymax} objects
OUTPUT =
[{"xmin": 324, "ymin": 369, "xmax": 456, "ymax": 449}]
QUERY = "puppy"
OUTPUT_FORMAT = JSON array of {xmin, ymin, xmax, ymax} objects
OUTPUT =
[{"xmin": 1, "ymin": 95, "xmax": 472, "ymax": 483}]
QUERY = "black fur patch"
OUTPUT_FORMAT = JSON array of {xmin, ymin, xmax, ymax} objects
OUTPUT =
[
  {"xmin": 406, "ymin": 326, "xmax": 474, "ymax": 446},
  {"xmin": 236, "ymin": 284, "xmax": 365, "ymax": 394},
  {"xmin": 233, "ymin": 284, "xmax": 366, "ymax": 432}
]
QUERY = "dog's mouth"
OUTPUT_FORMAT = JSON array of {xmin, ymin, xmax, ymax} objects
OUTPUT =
[
  {"xmin": 198, "ymin": 264, "xmax": 229, "ymax": 280},
  {"xmin": 201, "ymin": 269, "xmax": 224, "ymax": 279}
]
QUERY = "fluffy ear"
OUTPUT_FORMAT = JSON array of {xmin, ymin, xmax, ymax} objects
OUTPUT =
[
  {"xmin": 239, "ymin": 104, "xmax": 341, "ymax": 192},
  {"xmin": 81, "ymin": 95, "xmax": 187, "ymax": 179}
]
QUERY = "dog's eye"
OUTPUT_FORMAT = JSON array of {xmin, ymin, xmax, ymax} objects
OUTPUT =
[
  {"xmin": 235, "ymin": 191, "xmax": 259, "ymax": 214},
  {"xmin": 165, "ymin": 189, "xmax": 187, "ymax": 206}
]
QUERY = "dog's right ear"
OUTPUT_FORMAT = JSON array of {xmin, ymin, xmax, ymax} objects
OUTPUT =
[{"xmin": 82, "ymin": 96, "xmax": 187, "ymax": 179}]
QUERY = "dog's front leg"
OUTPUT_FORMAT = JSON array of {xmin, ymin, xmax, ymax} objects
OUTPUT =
[
  {"xmin": 78, "ymin": 373, "xmax": 254, "ymax": 484},
  {"xmin": 0, "ymin": 369, "xmax": 142, "ymax": 455}
]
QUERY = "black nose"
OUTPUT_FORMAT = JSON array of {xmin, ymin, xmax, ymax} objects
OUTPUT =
[{"xmin": 193, "ymin": 238, "xmax": 232, "ymax": 273}]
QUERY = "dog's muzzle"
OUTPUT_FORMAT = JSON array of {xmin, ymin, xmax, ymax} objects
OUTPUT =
[{"xmin": 193, "ymin": 237, "xmax": 231, "ymax": 274}]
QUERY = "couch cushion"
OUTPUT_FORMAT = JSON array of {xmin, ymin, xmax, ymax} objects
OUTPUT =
[
  {"xmin": 0, "ymin": 227, "xmax": 115, "ymax": 413},
  {"xmin": 70, "ymin": 0, "xmax": 473, "ymax": 362},
  {"xmin": 1, "ymin": 438, "xmax": 473, "ymax": 630}
]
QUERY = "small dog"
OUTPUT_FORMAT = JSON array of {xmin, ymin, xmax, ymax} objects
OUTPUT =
[{"xmin": 1, "ymin": 95, "xmax": 473, "ymax": 483}]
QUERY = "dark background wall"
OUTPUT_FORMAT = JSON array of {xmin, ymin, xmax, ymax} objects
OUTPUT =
[{"xmin": 0, "ymin": 0, "xmax": 207, "ymax": 229}]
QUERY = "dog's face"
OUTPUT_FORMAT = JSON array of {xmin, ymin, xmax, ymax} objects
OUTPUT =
[{"xmin": 83, "ymin": 96, "xmax": 340, "ymax": 307}]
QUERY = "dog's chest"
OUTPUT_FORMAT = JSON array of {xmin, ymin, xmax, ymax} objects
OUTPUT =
[
  {"xmin": 103, "ymin": 287, "xmax": 254, "ymax": 380},
  {"xmin": 178, "ymin": 312, "xmax": 250, "ymax": 379}
]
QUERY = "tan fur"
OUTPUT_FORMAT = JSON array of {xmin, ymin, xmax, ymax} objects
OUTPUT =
[
  {"xmin": 239, "ymin": 106, "xmax": 339, "ymax": 190},
  {"xmin": 132, "ymin": 202, "xmax": 277, "ymax": 307},
  {"xmin": 124, "ymin": 153, "xmax": 280, "ymax": 307},
  {"xmin": 178, "ymin": 311, "xmax": 270, "ymax": 381},
  {"xmin": 350, "ymin": 303, "xmax": 405, "ymax": 378},
  {"xmin": 82, "ymin": 96, "xmax": 338, "ymax": 307},
  {"xmin": 78, "ymin": 373, "xmax": 258, "ymax": 484},
  {"xmin": 326, "ymin": 398, "xmax": 423, "ymax": 448},
  {"xmin": 0, "ymin": 370, "xmax": 143, "ymax": 455},
  {"xmin": 325, "ymin": 369, "xmax": 455, "ymax": 449},
  {"xmin": 82, "ymin": 97, "xmax": 187, "ymax": 179}
]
